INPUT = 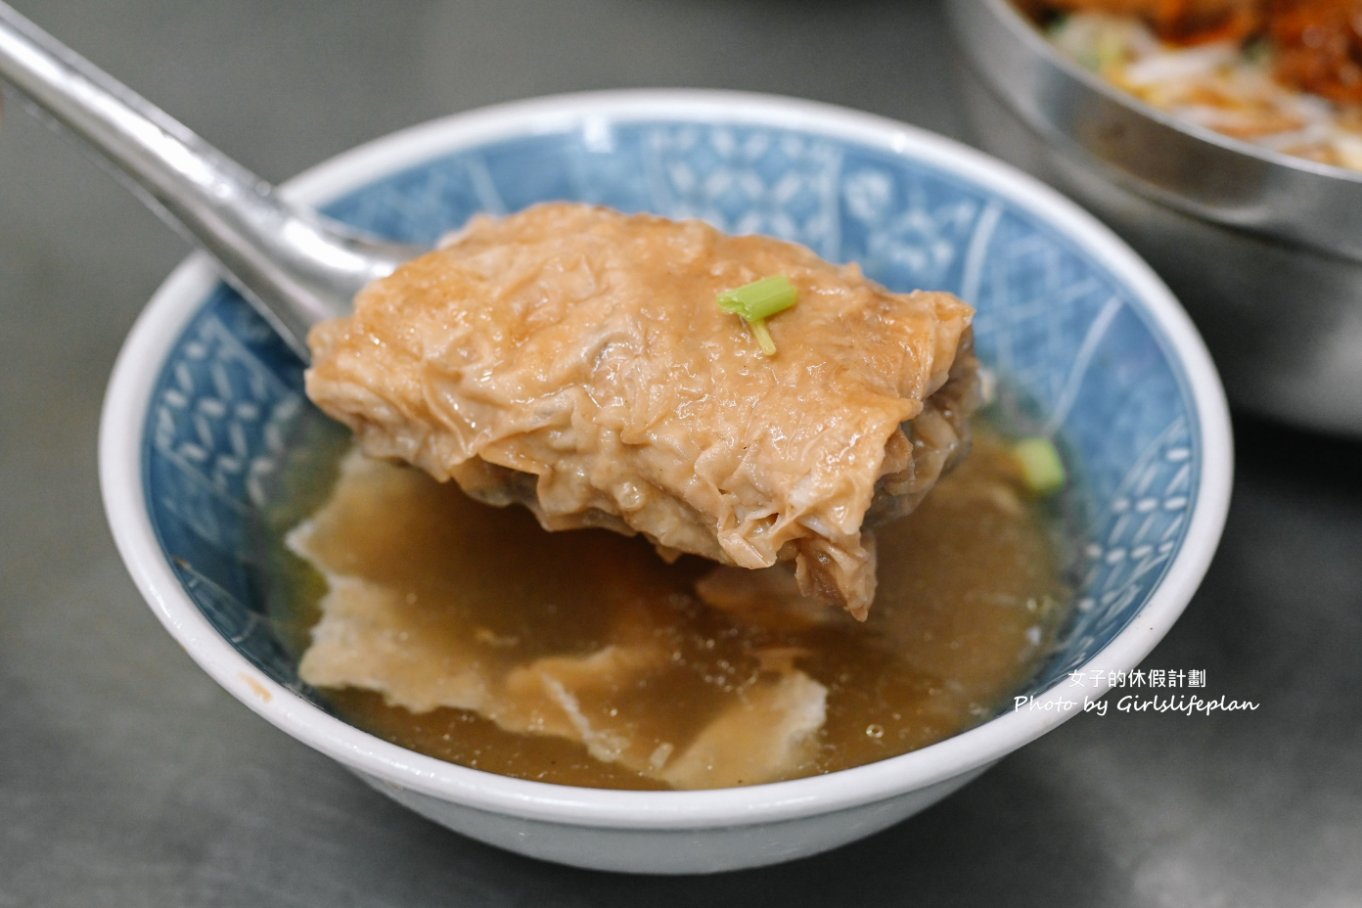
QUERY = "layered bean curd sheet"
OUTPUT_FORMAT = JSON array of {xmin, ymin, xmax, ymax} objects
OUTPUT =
[
  {"xmin": 1026, "ymin": 0, "xmax": 1362, "ymax": 170},
  {"xmin": 295, "ymin": 202, "xmax": 1066, "ymax": 789},
  {"xmin": 306, "ymin": 202, "xmax": 981, "ymax": 621}
]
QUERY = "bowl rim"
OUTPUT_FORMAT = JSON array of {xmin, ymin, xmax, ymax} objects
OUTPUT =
[{"xmin": 100, "ymin": 88, "xmax": 1233, "ymax": 829}]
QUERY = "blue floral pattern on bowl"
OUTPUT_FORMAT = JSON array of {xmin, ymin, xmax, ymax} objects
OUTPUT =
[{"xmin": 143, "ymin": 119, "xmax": 1202, "ymax": 712}]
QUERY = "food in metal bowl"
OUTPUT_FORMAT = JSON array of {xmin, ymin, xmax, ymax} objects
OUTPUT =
[
  {"xmin": 1025, "ymin": 0, "xmax": 1362, "ymax": 170},
  {"xmin": 949, "ymin": 1, "xmax": 1362, "ymax": 435}
]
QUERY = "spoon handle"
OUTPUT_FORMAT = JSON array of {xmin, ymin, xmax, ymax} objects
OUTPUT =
[{"xmin": 0, "ymin": 1, "xmax": 414, "ymax": 357}]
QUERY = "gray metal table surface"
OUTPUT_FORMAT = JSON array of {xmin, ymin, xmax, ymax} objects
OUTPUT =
[{"xmin": 1, "ymin": 1, "xmax": 1358, "ymax": 905}]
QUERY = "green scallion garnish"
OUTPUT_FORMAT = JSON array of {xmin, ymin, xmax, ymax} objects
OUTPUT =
[
  {"xmin": 717, "ymin": 275, "xmax": 798, "ymax": 356},
  {"xmin": 1012, "ymin": 437, "xmax": 1067, "ymax": 496}
]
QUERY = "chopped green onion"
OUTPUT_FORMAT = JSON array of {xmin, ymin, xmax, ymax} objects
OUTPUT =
[
  {"xmin": 1012, "ymin": 437, "xmax": 1066, "ymax": 496},
  {"xmin": 718, "ymin": 276, "xmax": 798, "ymax": 321},
  {"xmin": 717, "ymin": 275, "xmax": 798, "ymax": 356},
  {"xmin": 749, "ymin": 319, "xmax": 777, "ymax": 356}
]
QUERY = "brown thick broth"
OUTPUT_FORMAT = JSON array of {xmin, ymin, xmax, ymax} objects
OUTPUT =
[{"xmin": 269, "ymin": 429, "xmax": 1068, "ymax": 790}]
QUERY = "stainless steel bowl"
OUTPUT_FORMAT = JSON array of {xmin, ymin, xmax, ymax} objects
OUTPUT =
[{"xmin": 947, "ymin": 0, "xmax": 1362, "ymax": 435}]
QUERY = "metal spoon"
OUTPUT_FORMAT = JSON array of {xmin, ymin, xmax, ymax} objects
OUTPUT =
[{"xmin": 0, "ymin": 1, "xmax": 422, "ymax": 359}]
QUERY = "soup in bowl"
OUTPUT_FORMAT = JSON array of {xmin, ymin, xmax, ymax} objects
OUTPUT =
[{"xmin": 100, "ymin": 90, "xmax": 1232, "ymax": 873}]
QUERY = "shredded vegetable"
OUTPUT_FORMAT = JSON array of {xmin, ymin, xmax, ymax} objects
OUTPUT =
[{"xmin": 1043, "ymin": 7, "xmax": 1362, "ymax": 171}]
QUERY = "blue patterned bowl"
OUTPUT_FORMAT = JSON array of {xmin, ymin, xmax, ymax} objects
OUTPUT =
[{"xmin": 101, "ymin": 91, "xmax": 1232, "ymax": 873}]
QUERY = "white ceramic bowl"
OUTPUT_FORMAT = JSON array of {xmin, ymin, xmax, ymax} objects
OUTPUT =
[{"xmin": 101, "ymin": 90, "xmax": 1233, "ymax": 874}]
